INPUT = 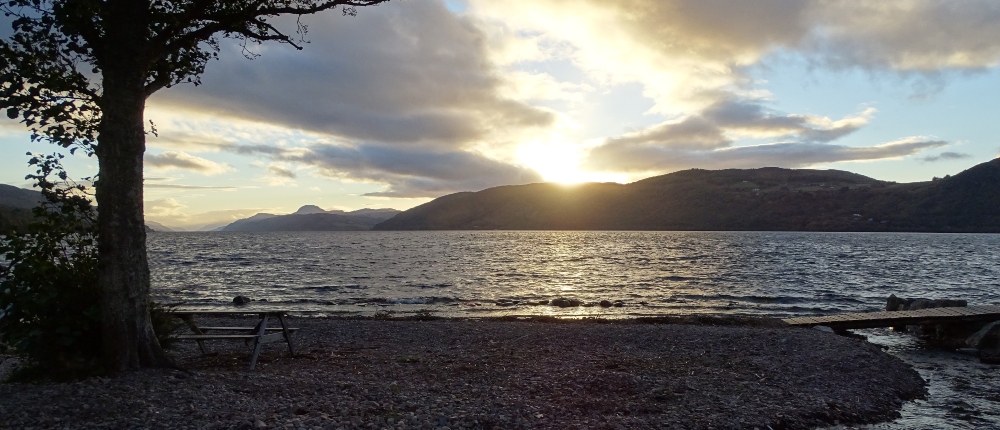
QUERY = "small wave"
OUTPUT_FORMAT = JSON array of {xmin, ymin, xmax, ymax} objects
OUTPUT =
[
  {"xmin": 656, "ymin": 275, "xmax": 694, "ymax": 282},
  {"xmin": 351, "ymin": 296, "xmax": 460, "ymax": 306},
  {"xmin": 295, "ymin": 285, "xmax": 342, "ymax": 293},
  {"xmin": 671, "ymin": 293, "xmax": 812, "ymax": 305},
  {"xmin": 405, "ymin": 282, "xmax": 454, "ymax": 288},
  {"xmin": 385, "ymin": 297, "xmax": 431, "ymax": 304}
]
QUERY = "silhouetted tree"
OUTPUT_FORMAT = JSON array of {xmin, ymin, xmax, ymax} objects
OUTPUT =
[{"xmin": 0, "ymin": 0, "xmax": 389, "ymax": 372}]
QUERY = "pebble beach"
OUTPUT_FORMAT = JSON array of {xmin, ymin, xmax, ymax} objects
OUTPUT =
[{"xmin": 0, "ymin": 316, "xmax": 926, "ymax": 430}]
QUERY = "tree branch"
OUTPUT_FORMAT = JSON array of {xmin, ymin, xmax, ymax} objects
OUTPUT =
[{"xmin": 150, "ymin": 0, "xmax": 390, "ymax": 62}]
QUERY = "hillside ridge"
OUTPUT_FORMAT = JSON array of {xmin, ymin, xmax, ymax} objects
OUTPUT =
[{"xmin": 374, "ymin": 160, "xmax": 1000, "ymax": 232}]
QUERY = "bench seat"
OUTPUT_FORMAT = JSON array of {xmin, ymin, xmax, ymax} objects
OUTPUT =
[
  {"xmin": 197, "ymin": 327, "xmax": 300, "ymax": 332},
  {"xmin": 175, "ymin": 334, "xmax": 261, "ymax": 340}
]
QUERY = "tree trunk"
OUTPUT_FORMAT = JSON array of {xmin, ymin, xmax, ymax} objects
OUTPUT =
[{"xmin": 94, "ymin": 0, "xmax": 171, "ymax": 372}]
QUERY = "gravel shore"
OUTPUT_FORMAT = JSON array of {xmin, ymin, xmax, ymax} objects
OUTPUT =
[{"xmin": 0, "ymin": 317, "xmax": 925, "ymax": 430}]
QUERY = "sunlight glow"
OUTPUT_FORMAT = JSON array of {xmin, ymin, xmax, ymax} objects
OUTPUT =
[{"xmin": 517, "ymin": 140, "xmax": 627, "ymax": 184}]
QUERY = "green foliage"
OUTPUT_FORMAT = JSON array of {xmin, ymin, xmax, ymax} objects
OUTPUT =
[
  {"xmin": 0, "ymin": 154, "xmax": 182, "ymax": 380},
  {"xmin": 149, "ymin": 301, "xmax": 184, "ymax": 350},
  {"xmin": 0, "ymin": 153, "xmax": 102, "ymax": 380},
  {"xmin": 0, "ymin": 206, "xmax": 34, "ymax": 235}
]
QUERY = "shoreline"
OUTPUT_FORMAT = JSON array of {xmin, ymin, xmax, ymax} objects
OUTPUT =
[{"xmin": 1, "ymin": 317, "xmax": 925, "ymax": 429}]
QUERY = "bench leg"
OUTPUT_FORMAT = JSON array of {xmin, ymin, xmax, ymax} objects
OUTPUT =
[
  {"xmin": 278, "ymin": 314, "xmax": 296, "ymax": 357},
  {"xmin": 180, "ymin": 316, "xmax": 208, "ymax": 354},
  {"xmin": 248, "ymin": 314, "xmax": 269, "ymax": 371}
]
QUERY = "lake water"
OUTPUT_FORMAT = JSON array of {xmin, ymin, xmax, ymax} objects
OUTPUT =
[{"xmin": 148, "ymin": 231, "xmax": 1000, "ymax": 428}]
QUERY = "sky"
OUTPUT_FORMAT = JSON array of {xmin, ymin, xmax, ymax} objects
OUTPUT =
[{"xmin": 2, "ymin": 0, "xmax": 1000, "ymax": 230}]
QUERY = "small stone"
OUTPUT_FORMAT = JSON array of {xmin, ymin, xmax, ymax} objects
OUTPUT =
[
  {"xmin": 233, "ymin": 295, "xmax": 252, "ymax": 305},
  {"xmin": 254, "ymin": 420, "xmax": 267, "ymax": 429},
  {"xmin": 599, "ymin": 300, "xmax": 613, "ymax": 308}
]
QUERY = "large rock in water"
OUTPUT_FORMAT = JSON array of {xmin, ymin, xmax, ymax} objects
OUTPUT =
[
  {"xmin": 967, "ymin": 321, "xmax": 1000, "ymax": 364},
  {"xmin": 233, "ymin": 296, "xmax": 251, "ymax": 305},
  {"xmin": 885, "ymin": 294, "xmax": 967, "ymax": 311},
  {"xmin": 967, "ymin": 321, "xmax": 1000, "ymax": 349},
  {"xmin": 886, "ymin": 294, "xmax": 980, "ymax": 347},
  {"xmin": 550, "ymin": 298, "xmax": 582, "ymax": 308}
]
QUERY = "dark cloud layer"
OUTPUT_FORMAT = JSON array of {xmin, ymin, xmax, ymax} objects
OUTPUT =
[
  {"xmin": 584, "ymin": 138, "xmax": 948, "ymax": 172},
  {"xmin": 807, "ymin": 1, "xmax": 1000, "ymax": 72},
  {"xmin": 607, "ymin": 98, "xmax": 869, "ymax": 152},
  {"xmin": 589, "ymin": 97, "xmax": 884, "ymax": 172},
  {"xmin": 232, "ymin": 142, "xmax": 542, "ymax": 198},
  {"xmin": 152, "ymin": 1, "xmax": 552, "ymax": 149},
  {"xmin": 144, "ymin": 184, "xmax": 239, "ymax": 190},
  {"xmin": 921, "ymin": 151, "xmax": 971, "ymax": 162},
  {"xmin": 267, "ymin": 165, "xmax": 296, "ymax": 179},
  {"xmin": 144, "ymin": 151, "xmax": 231, "ymax": 174}
]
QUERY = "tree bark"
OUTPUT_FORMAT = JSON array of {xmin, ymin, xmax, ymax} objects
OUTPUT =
[{"xmin": 94, "ymin": 0, "xmax": 171, "ymax": 372}]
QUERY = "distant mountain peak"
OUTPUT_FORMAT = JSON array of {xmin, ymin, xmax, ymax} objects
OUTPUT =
[
  {"xmin": 294, "ymin": 205, "xmax": 327, "ymax": 215},
  {"xmin": 220, "ymin": 207, "xmax": 402, "ymax": 232}
]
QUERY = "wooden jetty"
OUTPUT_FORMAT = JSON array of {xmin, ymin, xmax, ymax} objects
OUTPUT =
[{"xmin": 782, "ymin": 305, "xmax": 1000, "ymax": 330}]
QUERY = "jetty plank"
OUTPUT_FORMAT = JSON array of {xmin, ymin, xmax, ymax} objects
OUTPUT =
[{"xmin": 782, "ymin": 306, "xmax": 1000, "ymax": 330}]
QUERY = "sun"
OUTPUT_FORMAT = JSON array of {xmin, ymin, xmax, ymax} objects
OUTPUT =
[{"xmin": 516, "ymin": 141, "xmax": 627, "ymax": 184}]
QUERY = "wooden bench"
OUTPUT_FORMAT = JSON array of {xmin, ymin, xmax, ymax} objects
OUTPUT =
[{"xmin": 170, "ymin": 310, "xmax": 298, "ymax": 371}]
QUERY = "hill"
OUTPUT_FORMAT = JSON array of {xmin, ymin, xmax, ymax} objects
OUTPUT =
[
  {"xmin": 145, "ymin": 221, "xmax": 177, "ymax": 232},
  {"xmin": 0, "ymin": 185, "xmax": 43, "ymax": 234},
  {"xmin": 221, "ymin": 206, "xmax": 400, "ymax": 231},
  {"xmin": 373, "ymin": 159, "xmax": 1000, "ymax": 232},
  {"xmin": 0, "ymin": 184, "xmax": 45, "ymax": 209},
  {"xmin": 1, "ymin": 184, "xmax": 163, "ymax": 234}
]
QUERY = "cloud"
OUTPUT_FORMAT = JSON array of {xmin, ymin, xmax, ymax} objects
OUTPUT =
[
  {"xmin": 151, "ymin": 0, "xmax": 554, "ymax": 150},
  {"xmin": 807, "ymin": 2, "xmax": 1000, "ymax": 71},
  {"xmin": 132, "ymin": 0, "xmax": 1000, "ymax": 196},
  {"xmin": 469, "ymin": 0, "xmax": 994, "ymax": 177},
  {"xmin": 921, "ymin": 151, "xmax": 972, "ymax": 162},
  {"xmin": 471, "ymin": 0, "xmax": 1000, "ymax": 123},
  {"xmin": 584, "ymin": 137, "xmax": 949, "ymax": 173},
  {"xmin": 267, "ymin": 165, "xmax": 296, "ymax": 179},
  {"xmin": 146, "ymin": 131, "xmax": 236, "ymax": 153},
  {"xmin": 607, "ymin": 100, "xmax": 874, "ymax": 152},
  {"xmin": 474, "ymin": 1, "xmax": 1000, "ymax": 91},
  {"xmin": 145, "ymin": 198, "xmax": 186, "ymax": 217},
  {"xmin": 499, "ymin": 71, "xmax": 593, "ymax": 103},
  {"xmin": 144, "ymin": 151, "xmax": 233, "ymax": 175},
  {"xmin": 235, "ymin": 142, "xmax": 543, "ymax": 197},
  {"xmin": 144, "ymin": 184, "xmax": 240, "ymax": 190},
  {"xmin": 259, "ymin": 164, "xmax": 298, "ymax": 186}
]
